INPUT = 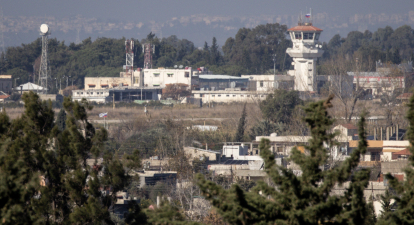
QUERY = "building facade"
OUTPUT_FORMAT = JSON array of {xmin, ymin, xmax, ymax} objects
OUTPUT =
[
  {"xmin": 143, "ymin": 67, "xmax": 193, "ymax": 88},
  {"xmin": 192, "ymin": 89, "xmax": 269, "ymax": 104},
  {"xmin": 0, "ymin": 75, "xmax": 12, "ymax": 94}
]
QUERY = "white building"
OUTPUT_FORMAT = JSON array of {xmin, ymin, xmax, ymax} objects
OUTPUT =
[
  {"xmin": 143, "ymin": 67, "xmax": 193, "ymax": 88},
  {"xmin": 14, "ymin": 82, "xmax": 47, "ymax": 94},
  {"xmin": 286, "ymin": 22, "xmax": 324, "ymax": 92},
  {"xmin": 192, "ymin": 88, "xmax": 268, "ymax": 104},
  {"xmin": 241, "ymin": 75, "xmax": 275, "ymax": 92},
  {"xmin": 72, "ymin": 87, "xmax": 161, "ymax": 103}
]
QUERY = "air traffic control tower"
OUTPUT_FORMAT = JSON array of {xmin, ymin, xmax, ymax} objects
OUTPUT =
[{"xmin": 286, "ymin": 21, "xmax": 324, "ymax": 92}]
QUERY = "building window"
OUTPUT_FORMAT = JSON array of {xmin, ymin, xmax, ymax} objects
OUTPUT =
[
  {"xmin": 81, "ymin": 92, "xmax": 83, "ymax": 95},
  {"xmin": 233, "ymin": 95, "xmax": 236, "ymax": 97},
  {"xmin": 218, "ymin": 95, "xmax": 221, "ymax": 97},
  {"xmin": 97, "ymin": 92, "xmax": 100, "ymax": 95},
  {"xmin": 241, "ymin": 95, "xmax": 244, "ymax": 97},
  {"xmin": 91, "ymin": 92, "xmax": 93, "ymax": 95},
  {"xmin": 315, "ymin": 33, "xmax": 320, "ymax": 40},
  {"xmin": 77, "ymin": 92, "xmax": 80, "ymax": 95},
  {"xmin": 247, "ymin": 95, "xmax": 250, "ymax": 97},
  {"xmin": 87, "ymin": 92, "xmax": 89, "ymax": 95},
  {"xmin": 153, "ymin": 73, "xmax": 160, "ymax": 77},
  {"xmin": 200, "ymin": 94, "xmax": 204, "ymax": 97},
  {"xmin": 226, "ymin": 95, "xmax": 230, "ymax": 97},
  {"xmin": 101, "ymin": 92, "xmax": 103, "ymax": 94},
  {"xmin": 212, "ymin": 95, "xmax": 215, "ymax": 97},
  {"xmin": 294, "ymin": 32, "xmax": 302, "ymax": 39},
  {"xmin": 167, "ymin": 73, "xmax": 174, "ymax": 77},
  {"xmin": 185, "ymin": 72, "xmax": 189, "ymax": 78},
  {"xmin": 260, "ymin": 81, "xmax": 264, "ymax": 87}
]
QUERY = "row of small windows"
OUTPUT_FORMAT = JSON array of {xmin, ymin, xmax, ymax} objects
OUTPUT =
[
  {"xmin": 77, "ymin": 92, "xmax": 104, "ymax": 95},
  {"xmin": 293, "ymin": 32, "xmax": 320, "ymax": 40},
  {"xmin": 152, "ymin": 72, "xmax": 190, "ymax": 78}
]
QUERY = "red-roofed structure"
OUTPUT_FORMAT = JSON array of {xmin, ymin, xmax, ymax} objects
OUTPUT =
[
  {"xmin": 288, "ymin": 25, "xmax": 323, "ymax": 32},
  {"xmin": 341, "ymin": 123, "xmax": 358, "ymax": 130},
  {"xmin": 397, "ymin": 93, "xmax": 413, "ymax": 100},
  {"xmin": 393, "ymin": 148, "xmax": 412, "ymax": 156}
]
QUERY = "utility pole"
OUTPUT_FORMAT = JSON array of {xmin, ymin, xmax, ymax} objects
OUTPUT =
[
  {"xmin": 15, "ymin": 78, "xmax": 19, "ymax": 88},
  {"xmin": 272, "ymin": 50, "xmax": 277, "ymax": 75},
  {"xmin": 113, "ymin": 92, "xmax": 115, "ymax": 109},
  {"xmin": 66, "ymin": 76, "xmax": 69, "ymax": 88}
]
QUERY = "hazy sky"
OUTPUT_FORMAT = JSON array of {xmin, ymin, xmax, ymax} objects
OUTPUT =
[
  {"xmin": 1, "ymin": 0, "xmax": 413, "ymax": 47},
  {"xmin": 3, "ymin": 0, "xmax": 412, "ymax": 21}
]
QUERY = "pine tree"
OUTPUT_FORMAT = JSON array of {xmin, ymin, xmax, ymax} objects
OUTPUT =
[
  {"xmin": 235, "ymin": 103, "xmax": 247, "ymax": 142},
  {"xmin": 56, "ymin": 108, "xmax": 66, "ymax": 131},
  {"xmin": 377, "ymin": 93, "xmax": 414, "ymax": 224},
  {"xmin": 0, "ymin": 92, "xmax": 142, "ymax": 224},
  {"xmin": 197, "ymin": 95, "xmax": 371, "ymax": 224},
  {"xmin": 392, "ymin": 48, "xmax": 401, "ymax": 64}
]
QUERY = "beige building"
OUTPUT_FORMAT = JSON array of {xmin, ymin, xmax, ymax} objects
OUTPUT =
[{"xmin": 0, "ymin": 75, "xmax": 12, "ymax": 94}]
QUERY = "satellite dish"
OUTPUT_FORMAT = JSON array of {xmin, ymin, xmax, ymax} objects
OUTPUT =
[
  {"xmin": 40, "ymin": 24, "xmax": 49, "ymax": 34},
  {"xmin": 179, "ymin": 65, "xmax": 183, "ymax": 69},
  {"xmin": 174, "ymin": 65, "xmax": 178, "ymax": 68}
]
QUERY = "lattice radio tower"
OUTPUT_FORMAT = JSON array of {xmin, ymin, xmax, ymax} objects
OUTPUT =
[
  {"xmin": 143, "ymin": 42, "xmax": 155, "ymax": 69},
  {"xmin": 125, "ymin": 39, "xmax": 134, "ymax": 74},
  {"xmin": 39, "ymin": 24, "xmax": 50, "ymax": 93}
]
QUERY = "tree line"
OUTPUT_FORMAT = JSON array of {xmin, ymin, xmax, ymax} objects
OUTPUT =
[{"xmin": 0, "ymin": 23, "xmax": 413, "ymax": 94}]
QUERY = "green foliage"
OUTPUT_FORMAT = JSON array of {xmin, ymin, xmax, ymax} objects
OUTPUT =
[
  {"xmin": 56, "ymin": 108, "xmax": 66, "ymax": 131},
  {"xmin": 249, "ymin": 119, "xmax": 284, "ymax": 140},
  {"xmin": 0, "ymin": 92, "xmax": 142, "ymax": 224},
  {"xmin": 378, "ymin": 93, "xmax": 414, "ymax": 224},
  {"xmin": 234, "ymin": 103, "xmax": 247, "ymax": 142},
  {"xmin": 321, "ymin": 24, "xmax": 414, "ymax": 64},
  {"xmin": 260, "ymin": 89, "xmax": 302, "ymax": 124},
  {"xmin": 196, "ymin": 95, "xmax": 371, "ymax": 224}
]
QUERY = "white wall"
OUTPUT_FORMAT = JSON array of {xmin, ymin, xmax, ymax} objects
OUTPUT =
[
  {"xmin": 193, "ymin": 90, "xmax": 268, "ymax": 103},
  {"xmin": 143, "ymin": 68, "xmax": 192, "ymax": 88},
  {"xmin": 222, "ymin": 145, "xmax": 249, "ymax": 158}
]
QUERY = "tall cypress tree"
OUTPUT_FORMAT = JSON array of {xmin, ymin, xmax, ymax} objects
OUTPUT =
[
  {"xmin": 235, "ymin": 103, "xmax": 247, "ymax": 142},
  {"xmin": 197, "ymin": 95, "xmax": 371, "ymax": 224},
  {"xmin": 56, "ymin": 108, "xmax": 66, "ymax": 131}
]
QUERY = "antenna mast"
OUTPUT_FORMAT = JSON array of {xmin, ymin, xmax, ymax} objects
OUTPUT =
[
  {"xmin": 125, "ymin": 39, "xmax": 134, "ymax": 74},
  {"xmin": 143, "ymin": 42, "xmax": 153, "ymax": 69},
  {"xmin": 39, "ymin": 24, "xmax": 50, "ymax": 94}
]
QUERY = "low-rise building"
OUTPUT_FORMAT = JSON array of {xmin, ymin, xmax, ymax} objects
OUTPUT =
[
  {"xmin": 198, "ymin": 75, "xmax": 249, "ymax": 90},
  {"xmin": 14, "ymin": 82, "xmax": 46, "ymax": 94},
  {"xmin": 72, "ymin": 87, "xmax": 162, "ymax": 103},
  {"xmin": 0, "ymin": 75, "xmax": 12, "ymax": 94},
  {"xmin": 143, "ymin": 67, "xmax": 194, "ymax": 88},
  {"xmin": 192, "ymin": 89, "xmax": 269, "ymax": 104}
]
